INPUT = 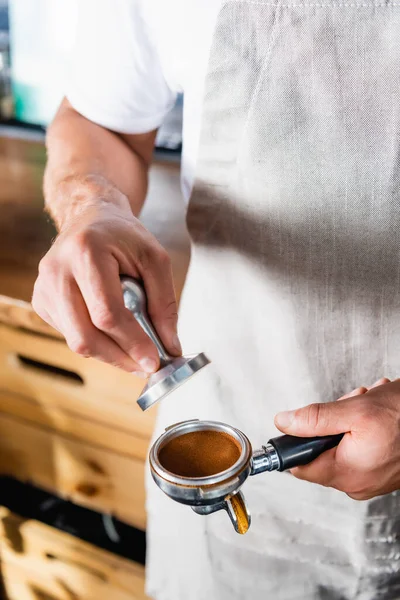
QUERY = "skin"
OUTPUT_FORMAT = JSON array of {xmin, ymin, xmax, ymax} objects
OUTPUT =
[
  {"xmin": 275, "ymin": 377, "xmax": 400, "ymax": 500},
  {"xmin": 32, "ymin": 98, "xmax": 181, "ymax": 377}
]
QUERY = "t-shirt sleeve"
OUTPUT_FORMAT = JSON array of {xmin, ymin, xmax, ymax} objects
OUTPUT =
[{"xmin": 66, "ymin": 0, "xmax": 177, "ymax": 134}]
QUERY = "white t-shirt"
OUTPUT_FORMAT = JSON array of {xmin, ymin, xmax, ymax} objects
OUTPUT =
[{"xmin": 67, "ymin": 0, "xmax": 223, "ymax": 202}]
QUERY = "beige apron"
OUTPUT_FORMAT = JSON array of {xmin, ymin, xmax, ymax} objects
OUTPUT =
[{"xmin": 146, "ymin": 2, "xmax": 400, "ymax": 598}]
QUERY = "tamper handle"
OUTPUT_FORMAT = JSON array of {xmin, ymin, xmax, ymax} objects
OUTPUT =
[
  {"xmin": 268, "ymin": 433, "xmax": 344, "ymax": 471},
  {"xmin": 120, "ymin": 276, "xmax": 172, "ymax": 363}
]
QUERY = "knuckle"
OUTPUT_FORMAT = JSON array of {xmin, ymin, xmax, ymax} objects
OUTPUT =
[
  {"xmin": 60, "ymin": 230, "xmax": 97, "ymax": 261},
  {"xmin": 164, "ymin": 298, "xmax": 178, "ymax": 320},
  {"xmin": 126, "ymin": 340, "xmax": 158, "ymax": 366},
  {"xmin": 139, "ymin": 242, "xmax": 170, "ymax": 271},
  {"xmin": 355, "ymin": 386, "xmax": 367, "ymax": 395},
  {"xmin": 126, "ymin": 338, "xmax": 150, "ymax": 357},
  {"xmin": 73, "ymin": 229, "xmax": 95, "ymax": 251},
  {"xmin": 91, "ymin": 306, "xmax": 119, "ymax": 331},
  {"xmin": 38, "ymin": 256, "xmax": 57, "ymax": 279},
  {"xmin": 137, "ymin": 244, "xmax": 155, "ymax": 270},
  {"xmin": 155, "ymin": 247, "xmax": 171, "ymax": 266},
  {"xmin": 303, "ymin": 403, "xmax": 325, "ymax": 428},
  {"xmin": 67, "ymin": 335, "xmax": 93, "ymax": 357}
]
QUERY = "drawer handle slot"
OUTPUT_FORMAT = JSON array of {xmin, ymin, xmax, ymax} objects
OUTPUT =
[
  {"xmin": 16, "ymin": 354, "xmax": 84, "ymax": 385},
  {"xmin": 75, "ymin": 482, "xmax": 98, "ymax": 497},
  {"xmin": 45, "ymin": 552, "xmax": 108, "ymax": 581}
]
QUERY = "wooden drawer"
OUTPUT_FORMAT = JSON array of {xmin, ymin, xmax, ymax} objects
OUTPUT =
[
  {"xmin": 0, "ymin": 508, "xmax": 149, "ymax": 600},
  {"xmin": 0, "ymin": 410, "xmax": 147, "ymax": 530},
  {"xmin": 0, "ymin": 311, "xmax": 157, "ymax": 442},
  {"xmin": 0, "ymin": 389, "xmax": 150, "ymax": 461},
  {"xmin": 0, "ymin": 297, "xmax": 158, "ymax": 526}
]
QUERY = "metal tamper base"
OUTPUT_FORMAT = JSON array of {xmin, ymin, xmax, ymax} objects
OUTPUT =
[{"xmin": 137, "ymin": 352, "xmax": 210, "ymax": 411}]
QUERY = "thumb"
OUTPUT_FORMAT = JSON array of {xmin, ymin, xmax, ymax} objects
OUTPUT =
[{"xmin": 274, "ymin": 399, "xmax": 355, "ymax": 437}]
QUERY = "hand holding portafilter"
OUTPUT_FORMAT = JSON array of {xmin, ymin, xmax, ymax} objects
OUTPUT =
[
  {"xmin": 121, "ymin": 276, "xmax": 210, "ymax": 410},
  {"xmin": 149, "ymin": 420, "xmax": 344, "ymax": 534}
]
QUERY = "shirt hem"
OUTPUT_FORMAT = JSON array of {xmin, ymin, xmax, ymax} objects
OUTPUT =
[{"xmin": 66, "ymin": 89, "xmax": 172, "ymax": 134}]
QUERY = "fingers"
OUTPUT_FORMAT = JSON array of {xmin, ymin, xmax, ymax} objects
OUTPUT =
[
  {"xmin": 367, "ymin": 377, "xmax": 390, "ymax": 390},
  {"xmin": 337, "ymin": 386, "xmax": 368, "ymax": 401},
  {"xmin": 139, "ymin": 248, "xmax": 181, "ymax": 356},
  {"xmin": 55, "ymin": 276, "xmax": 144, "ymax": 373},
  {"xmin": 337, "ymin": 378, "xmax": 391, "ymax": 400},
  {"xmin": 32, "ymin": 281, "xmax": 60, "ymax": 332},
  {"xmin": 290, "ymin": 447, "xmax": 367, "ymax": 498},
  {"xmin": 290, "ymin": 447, "xmax": 338, "ymax": 488},
  {"xmin": 33, "ymin": 261, "xmax": 146, "ymax": 374},
  {"xmin": 32, "ymin": 211, "xmax": 183, "ymax": 375},
  {"xmin": 73, "ymin": 252, "xmax": 161, "ymax": 373},
  {"xmin": 32, "ymin": 199, "xmax": 183, "ymax": 375},
  {"xmin": 275, "ymin": 375, "xmax": 394, "ymax": 438},
  {"xmin": 274, "ymin": 399, "xmax": 355, "ymax": 437},
  {"xmin": 112, "ymin": 221, "xmax": 181, "ymax": 357},
  {"xmin": 291, "ymin": 450, "xmax": 392, "ymax": 501}
]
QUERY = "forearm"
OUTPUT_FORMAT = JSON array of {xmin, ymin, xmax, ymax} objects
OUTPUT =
[
  {"xmin": 34, "ymin": 101, "xmax": 180, "ymax": 379},
  {"xmin": 44, "ymin": 98, "xmax": 156, "ymax": 230}
]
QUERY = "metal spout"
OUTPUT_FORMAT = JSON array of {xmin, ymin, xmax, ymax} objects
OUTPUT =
[{"xmin": 192, "ymin": 490, "xmax": 251, "ymax": 535}]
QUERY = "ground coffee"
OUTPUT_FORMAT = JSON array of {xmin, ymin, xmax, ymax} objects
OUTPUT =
[{"xmin": 158, "ymin": 430, "xmax": 241, "ymax": 478}]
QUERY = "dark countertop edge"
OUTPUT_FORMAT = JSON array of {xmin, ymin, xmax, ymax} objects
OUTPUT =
[{"xmin": 0, "ymin": 123, "xmax": 182, "ymax": 165}]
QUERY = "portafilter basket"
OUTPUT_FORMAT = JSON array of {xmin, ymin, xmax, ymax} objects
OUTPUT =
[{"xmin": 150, "ymin": 419, "xmax": 344, "ymax": 534}]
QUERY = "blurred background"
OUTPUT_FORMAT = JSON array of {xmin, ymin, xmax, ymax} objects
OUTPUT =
[
  {"xmin": 0, "ymin": 0, "xmax": 183, "ymax": 149},
  {"xmin": 0, "ymin": 2, "xmax": 187, "ymax": 598}
]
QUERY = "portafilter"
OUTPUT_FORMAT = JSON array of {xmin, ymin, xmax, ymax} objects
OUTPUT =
[{"xmin": 149, "ymin": 419, "xmax": 343, "ymax": 534}]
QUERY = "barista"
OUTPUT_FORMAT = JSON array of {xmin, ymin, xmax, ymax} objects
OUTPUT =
[{"xmin": 32, "ymin": 1, "xmax": 400, "ymax": 598}]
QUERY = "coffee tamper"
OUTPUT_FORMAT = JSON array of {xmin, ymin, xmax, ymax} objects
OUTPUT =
[
  {"xmin": 150, "ymin": 419, "xmax": 344, "ymax": 534},
  {"xmin": 121, "ymin": 276, "xmax": 210, "ymax": 410}
]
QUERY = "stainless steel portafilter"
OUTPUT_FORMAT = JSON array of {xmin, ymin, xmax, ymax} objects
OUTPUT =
[
  {"xmin": 149, "ymin": 419, "xmax": 344, "ymax": 534},
  {"xmin": 121, "ymin": 276, "xmax": 210, "ymax": 410}
]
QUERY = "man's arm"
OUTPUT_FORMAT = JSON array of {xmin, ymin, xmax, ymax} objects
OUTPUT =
[
  {"xmin": 44, "ymin": 98, "xmax": 156, "ymax": 226},
  {"xmin": 32, "ymin": 98, "xmax": 181, "ymax": 376}
]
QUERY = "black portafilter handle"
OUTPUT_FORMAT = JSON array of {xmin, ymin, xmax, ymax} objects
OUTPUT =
[{"xmin": 268, "ymin": 433, "xmax": 344, "ymax": 471}]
